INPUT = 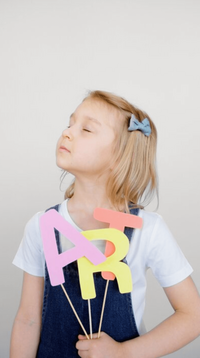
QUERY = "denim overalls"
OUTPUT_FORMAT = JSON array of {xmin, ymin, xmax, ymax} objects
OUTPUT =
[{"xmin": 36, "ymin": 205, "xmax": 139, "ymax": 358}]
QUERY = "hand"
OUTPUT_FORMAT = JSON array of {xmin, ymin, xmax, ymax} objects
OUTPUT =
[{"xmin": 76, "ymin": 332, "xmax": 122, "ymax": 358}]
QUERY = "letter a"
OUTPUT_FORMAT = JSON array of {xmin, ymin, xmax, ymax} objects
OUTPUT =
[{"xmin": 39, "ymin": 210, "xmax": 106, "ymax": 286}]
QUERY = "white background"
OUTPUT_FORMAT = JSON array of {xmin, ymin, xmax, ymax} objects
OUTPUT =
[{"xmin": 0, "ymin": 0, "xmax": 200, "ymax": 357}]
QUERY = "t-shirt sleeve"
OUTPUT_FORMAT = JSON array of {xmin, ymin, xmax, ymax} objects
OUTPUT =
[
  {"xmin": 146, "ymin": 215, "xmax": 193, "ymax": 287},
  {"xmin": 12, "ymin": 212, "xmax": 45, "ymax": 277}
]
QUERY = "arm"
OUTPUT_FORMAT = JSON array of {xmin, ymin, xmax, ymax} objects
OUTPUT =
[
  {"xmin": 10, "ymin": 272, "xmax": 44, "ymax": 358},
  {"xmin": 76, "ymin": 276, "xmax": 200, "ymax": 358}
]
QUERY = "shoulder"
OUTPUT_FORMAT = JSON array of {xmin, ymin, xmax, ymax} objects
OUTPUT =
[
  {"xmin": 138, "ymin": 209, "xmax": 162, "ymax": 229},
  {"xmin": 135, "ymin": 209, "xmax": 193, "ymax": 287},
  {"xmin": 24, "ymin": 211, "xmax": 44, "ymax": 233},
  {"xmin": 127, "ymin": 210, "xmax": 165, "ymax": 264},
  {"xmin": 137, "ymin": 209, "xmax": 169, "ymax": 243},
  {"xmin": 23, "ymin": 201, "xmax": 67, "ymax": 242},
  {"xmin": 12, "ymin": 202, "xmax": 65, "ymax": 276},
  {"xmin": 135, "ymin": 209, "xmax": 180, "ymax": 255}
]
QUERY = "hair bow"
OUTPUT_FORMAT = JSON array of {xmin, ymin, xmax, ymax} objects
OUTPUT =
[{"xmin": 128, "ymin": 114, "xmax": 151, "ymax": 137}]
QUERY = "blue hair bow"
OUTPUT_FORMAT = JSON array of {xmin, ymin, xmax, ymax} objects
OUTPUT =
[{"xmin": 128, "ymin": 114, "xmax": 151, "ymax": 137}]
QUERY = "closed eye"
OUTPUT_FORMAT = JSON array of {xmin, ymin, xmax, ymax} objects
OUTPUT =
[{"xmin": 83, "ymin": 128, "xmax": 92, "ymax": 133}]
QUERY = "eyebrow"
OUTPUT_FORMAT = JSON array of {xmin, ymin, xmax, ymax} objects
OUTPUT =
[{"xmin": 70, "ymin": 113, "xmax": 101, "ymax": 126}]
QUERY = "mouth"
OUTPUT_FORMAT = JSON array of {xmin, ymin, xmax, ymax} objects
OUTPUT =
[{"xmin": 59, "ymin": 145, "xmax": 70, "ymax": 153}]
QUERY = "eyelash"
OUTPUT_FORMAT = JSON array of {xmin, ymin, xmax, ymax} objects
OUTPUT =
[
  {"xmin": 83, "ymin": 128, "xmax": 92, "ymax": 133},
  {"xmin": 67, "ymin": 125, "xmax": 92, "ymax": 133}
]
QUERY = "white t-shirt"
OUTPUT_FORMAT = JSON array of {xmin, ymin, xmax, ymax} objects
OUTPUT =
[{"xmin": 13, "ymin": 200, "xmax": 193, "ymax": 335}]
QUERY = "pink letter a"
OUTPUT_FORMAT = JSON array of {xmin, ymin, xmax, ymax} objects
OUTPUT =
[{"xmin": 39, "ymin": 209, "xmax": 106, "ymax": 286}]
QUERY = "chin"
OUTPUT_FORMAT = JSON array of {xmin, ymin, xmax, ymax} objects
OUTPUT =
[{"xmin": 56, "ymin": 159, "xmax": 66, "ymax": 170}]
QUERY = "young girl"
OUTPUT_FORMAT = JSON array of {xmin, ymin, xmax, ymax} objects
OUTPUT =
[{"xmin": 10, "ymin": 91, "xmax": 200, "ymax": 358}]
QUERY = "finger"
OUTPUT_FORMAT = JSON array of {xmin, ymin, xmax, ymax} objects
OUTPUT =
[
  {"xmin": 78, "ymin": 334, "xmax": 88, "ymax": 340},
  {"xmin": 76, "ymin": 339, "xmax": 90, "ymax": 351},
  {"xmin": 77, "ymin": 350, "xmax": 88, "ymax": 358},
  {"xmin": 91, "ymin": 331, "xmax": 105, "ymax": 339},
  {"xmin": 78, "ymin": 332, "xmax": 102, "ymax": 340},
  {"xmin": 90, "ymin": 332, "xmax": 99, "ymax": 339}
]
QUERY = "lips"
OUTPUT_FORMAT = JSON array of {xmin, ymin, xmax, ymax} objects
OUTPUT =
[{"xmin": 59, "ymin": 145, "xmax": 70, "ymax": 153}]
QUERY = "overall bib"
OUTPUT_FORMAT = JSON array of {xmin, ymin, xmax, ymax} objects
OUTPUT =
[{"xmin": 37, "ymin": 205, "xmax": 139, "ymax": 358}]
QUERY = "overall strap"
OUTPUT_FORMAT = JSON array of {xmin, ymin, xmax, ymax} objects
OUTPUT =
[
  {"xmin": 124, "ymin": 207, "xmax": 139, "ymax": 241},
  {"xmin": 45, "ymin": 204, "xmax": 61, "ymax": 252}
]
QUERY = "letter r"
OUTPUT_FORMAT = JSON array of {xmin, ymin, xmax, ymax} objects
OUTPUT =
[{"xmin": 77, "ymin": 228, "xmax": 132, "ymax": 299}]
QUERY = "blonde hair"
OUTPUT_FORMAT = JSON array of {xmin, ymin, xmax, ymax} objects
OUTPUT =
[{"xmin": 64, "ymin": 90, "xmax": 158, "ymax": 212}]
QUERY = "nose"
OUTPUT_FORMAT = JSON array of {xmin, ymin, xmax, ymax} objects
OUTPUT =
[{"xmin": 62, "ymin": 126, "xmax": 72, "ymax": 139}]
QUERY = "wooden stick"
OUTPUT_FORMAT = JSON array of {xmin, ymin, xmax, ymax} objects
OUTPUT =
[
  {"xmin": 98, "ymin": 280, "xmax": 109, "ymax": 338},
  {"xmin": 61, "ymin": 284, "xmax": 89, "ymax": 340},
  {"xmin": 88, "ymin": 299, "xmax": 93, "ymax": 339}
]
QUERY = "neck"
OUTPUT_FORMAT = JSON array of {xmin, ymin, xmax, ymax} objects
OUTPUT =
[
  {"xmin": 70, "ymin": 178, "xmax": 114, "ymax": 212},
  {"xmin": 66, "ymin": 177, "xmax": 116, "ymax": 230}
]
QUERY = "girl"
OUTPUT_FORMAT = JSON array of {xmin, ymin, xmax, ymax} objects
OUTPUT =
[{"xmin": 10, "ymin": 91, "xmax": 200, "ymax": 358}]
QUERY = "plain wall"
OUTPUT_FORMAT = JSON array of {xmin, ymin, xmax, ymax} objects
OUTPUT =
[{"xmin": 0, "ymin": 0, "xmax": 200, "ymax": 357}]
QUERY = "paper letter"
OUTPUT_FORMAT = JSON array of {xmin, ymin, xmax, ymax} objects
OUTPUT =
[
  {"xmin": 94, "ymin": 208, "xmax": 143, "ymax": 279},
  {"xmin": 77, "ymin": 228, "xmax": 132, "ymax": 299},
  {"xmin": 39, "ymin": 209, "xmax": 106, "ymax": 286}
]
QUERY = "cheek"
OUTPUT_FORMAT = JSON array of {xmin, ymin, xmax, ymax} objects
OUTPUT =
[{"xmin": 101, "ymin": 140, "xmax": 116, "ymax": 157}]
